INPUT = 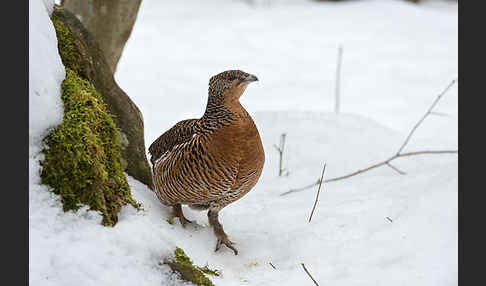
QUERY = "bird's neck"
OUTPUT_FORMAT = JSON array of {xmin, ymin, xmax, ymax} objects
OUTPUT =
[{"xmin": 202, "ymin": 93, "xmax": 247, "ymax": 122}]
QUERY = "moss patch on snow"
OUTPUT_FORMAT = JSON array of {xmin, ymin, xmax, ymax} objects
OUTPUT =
[
  {"xmin": 163, "ymin": 247, "xmax": 218, "ymax": 286},
  {"xmin": 40, "ymin": 68, "xmax": 138, "ymax": 226},
  {"xmin": 165, "ymin": 217, "xmax": 175, "ymax": 225}
]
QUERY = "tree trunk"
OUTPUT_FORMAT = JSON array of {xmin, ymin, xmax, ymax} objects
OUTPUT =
[
  {"xmin": 61, "ymin": 0, "xmax": 142, "ymax": 73},
  {"xmin": 51, "ymin": 7, "xmax": 154, "ymax": 190}
]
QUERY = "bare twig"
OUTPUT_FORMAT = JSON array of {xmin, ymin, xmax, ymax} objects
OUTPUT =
[
  {"xmin": 269, "ymin": 262, "xmax": 277, "ymax": 270},
  {"xmin": 280, "ymin": 179, "xmax": 320, "ymax": 196},
  {"xmin": 282, "ymin": 150, "xmax": 457, "ymax": 196},
  {"xmin": 386, "ymin": 217, "xmax": 393, "ymax": 223},
  {"xmin": 301, "ymin": 263, "xmax": 319, "ymax": 286},
  {"xmin": 335, "ymin": 44, "xmax": 343, "ymax": 114},
  {"xmin": 324, "ymin": 150, "xmax": 457, "ymax": 183},
  {"xmin": 274, "ymin": 133, "xmax": 288, "ymax": 176},
  {"xmin": 398, "ymin": 150, "xmax": 458, "ymax": 157},
  {"xmin": 386, "ymin": 162, "xmax": 406, "ymax": 175},
  {"xmin": 396, "ymin": 79, "xmax": 456, "ymax": 155},
  {"xmin": 430, "ymin": 111, "xmax": 449, "ymax": 117},
  {"xmin": 281, "ymin": 79, "xmax": 457, "ymax": 196},
  {"xmin": 308, "ymin": 164, "xmax": 326, "ymax": 222}
]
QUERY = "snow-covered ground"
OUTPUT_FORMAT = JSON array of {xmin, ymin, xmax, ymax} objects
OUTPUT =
[{"xmin": 30, "ymin": 0, "xmax": 457, "ymax": 285}]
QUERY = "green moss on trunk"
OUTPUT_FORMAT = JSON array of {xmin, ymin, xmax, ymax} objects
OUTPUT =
[
  {"xmin": 164, "ymin": 247, "xmax": 217, "ymax": 286},
  {"xmin": 50, "ymin": 8, "xmax": 154, "ymax": 190},
  {"xmin": 51, "ymin": 17, "xmax": 84, "ymax": 78},
  {"xmin": 40, "ymin": 68, "xmax": 138, "ymax": 226}
]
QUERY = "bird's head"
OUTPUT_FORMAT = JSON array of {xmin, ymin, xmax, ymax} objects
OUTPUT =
[{"xmin": 208, "ymin": 70, "xmax": 258, "ymax": 103}]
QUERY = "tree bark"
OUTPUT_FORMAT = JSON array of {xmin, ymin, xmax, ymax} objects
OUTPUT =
[{"xmin": 61, "ymin": 0, "xmax": 142, "ymax": 73}]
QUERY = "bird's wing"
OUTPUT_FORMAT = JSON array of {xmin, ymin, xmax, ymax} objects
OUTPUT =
[{"xmin": 148, "ymin": 119, "xmax": 199, "ymax": 167}]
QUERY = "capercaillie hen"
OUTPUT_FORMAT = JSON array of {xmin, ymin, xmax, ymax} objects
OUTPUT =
[{"xmin": 149, "ymin": 70, "xmax": 265, "ymax": 255}]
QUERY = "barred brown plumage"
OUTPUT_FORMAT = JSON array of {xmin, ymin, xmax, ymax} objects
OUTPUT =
[{"xmin": 149, "ymin": 70, "xmax": 265, "ymax": 255}]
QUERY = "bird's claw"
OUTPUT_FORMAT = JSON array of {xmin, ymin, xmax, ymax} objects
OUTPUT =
[
  {"xmin": 215, "ymin": 237, "xmax": 238, "ymax": 255},
  {"xmin": 178, "ymin": 216, "xmax": 194, "ymax": 228},
  {"xmin": 172, "ymin": 204, "xmax": 194, "ymax": 228}
]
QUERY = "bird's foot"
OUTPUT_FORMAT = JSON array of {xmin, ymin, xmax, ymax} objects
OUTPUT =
[
  {"xmin": 172, "ymin": 204, "xmax": 194, "ymax": 228},
  {"xmin": 178, "ymin": 215, "xmax": 194, "ymax": 228},
  {"xmin": 208, "ymin": 209, "xmax": 238, "ymax": 254},
  {"xmin": 215, "ymin": 235, "xmax": 238, "ymax": 255}
]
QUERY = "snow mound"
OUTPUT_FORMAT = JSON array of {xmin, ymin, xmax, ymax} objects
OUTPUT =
[
  {"xmin": 29, "ymin": 0, "xmax": 66, "ymax": 284},
  {"xmin": 29, "ymin": 0, "xmax": 65, "ymax": 150},
  {"xmin": 29, "ymin": 110, "xmax": 457, "ymax": 286},
  {"xmin": 254, "ymin": 111, "xmax": 402, "ymax": 181}
]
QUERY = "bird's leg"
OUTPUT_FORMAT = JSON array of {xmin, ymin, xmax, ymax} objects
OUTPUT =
[
  {"xmin": 172, "ymin": 204, "xmax": 193, "ymax": 228},
  {"xmin": 208, "ymin": 210, "xmax": 238, "ymax": 255}
]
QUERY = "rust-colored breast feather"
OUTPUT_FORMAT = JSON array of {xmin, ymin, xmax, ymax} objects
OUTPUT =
[{"xmin": 149, "ymin": 109, "xmax": 265, "ymax": 211}]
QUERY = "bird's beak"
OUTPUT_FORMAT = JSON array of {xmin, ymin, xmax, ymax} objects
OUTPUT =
[{"xmin": 242, "ymin": 74, "xmax": 259, "ymax": 83}]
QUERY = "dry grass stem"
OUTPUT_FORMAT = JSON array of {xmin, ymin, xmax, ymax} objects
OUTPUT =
[
  {"xmin": 301, "ymin": 263, "xmax": 320, "ymax": 286},
  {"xmin": 308, "ymin": 164, "xmax": 326, "ymax": 222},
  {"xmin": 273, "ymin": 133, "xmax": 289, "ymax": 177},
  {"xmin": 335, "ymin": 44, "xmax": 343, "ymax": 114}
]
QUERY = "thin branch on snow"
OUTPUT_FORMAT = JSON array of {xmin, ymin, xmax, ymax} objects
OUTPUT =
[
  {"xmin": 335, "ymin": 44, "xmax": 343, "ymax": 114},
  {"xmin": 301, "ymin": 263, "xmax": 320, "ymax": 286},
  {"xmin": 430, "ymin": 111, "xmax": 449, "ymax": 117},
  {"xmin": 386, "ymin": 162, "xmax": 406, "ymax": 175},
  {"xmin": 273, "ymin": 133, "xmax": 289, "ymax": 177},
  {"xmin": 396, "ymin": 79, "xmax": 456, "ymax": 155},
  {"xmin": 282, "ymin": 150, "xmax": 458, "ymax": 196},
  {"xmin": 323, "ymin": 150, "xmax": 457, "ymax": 183},
  {"xmin": 308, "ymin": 164, "xmax": 326, "ymax": 223},
  {"xmin": 269, "ymin": 262, "xmax": 277, "ymax": 270},
  {"xmin": 281, "ymin": 79, "xmax": 458, "ymax": 196},
  {"xmin": 280, "ymin": 180, "xmax": 320, "ymax": 196}
]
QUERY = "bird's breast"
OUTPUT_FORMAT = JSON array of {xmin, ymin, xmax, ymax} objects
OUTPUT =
[{"xmin": 228, "ymin": 113, "xmax": 265, "ymax": 173}]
